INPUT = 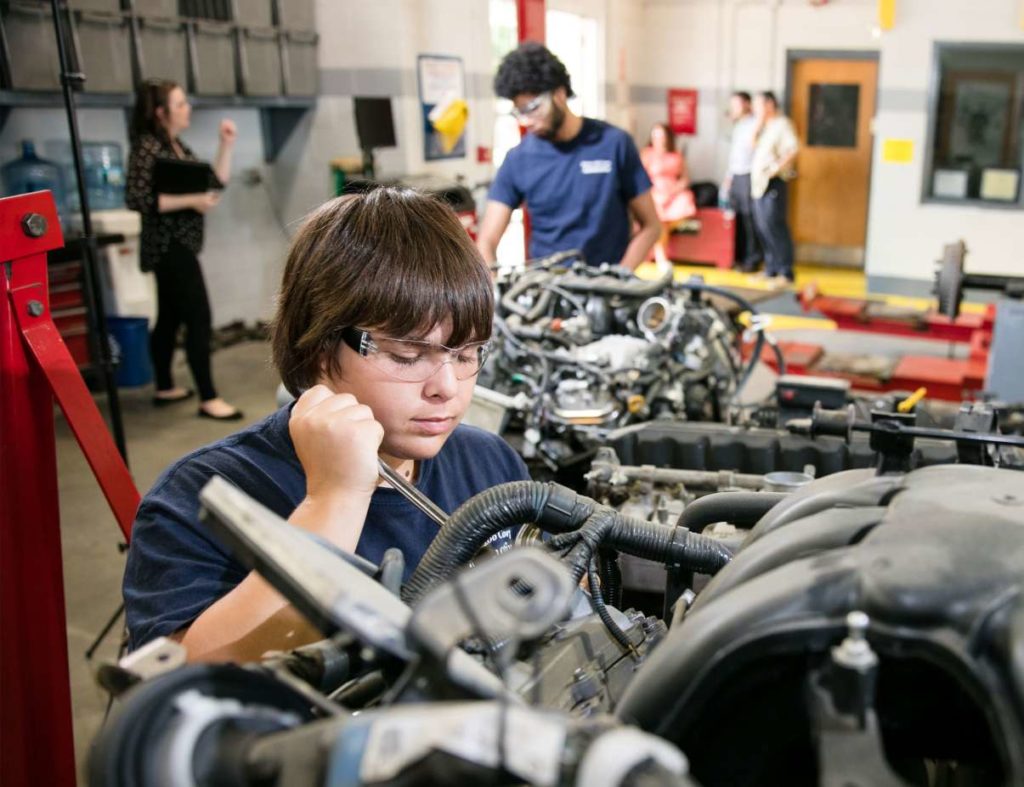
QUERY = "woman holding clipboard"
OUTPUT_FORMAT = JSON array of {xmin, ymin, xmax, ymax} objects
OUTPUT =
[{"xmin": 126, "ymin": 78, "xmax": 242, "ymax": 420}]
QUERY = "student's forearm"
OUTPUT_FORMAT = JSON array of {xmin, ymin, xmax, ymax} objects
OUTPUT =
[
  {"xmin": 181, "ymin": 491, "xmax": 372, "ymax": 662},
  {"xmin": 620, "ymin": 222, "xmax": 661, "ymax": 271},
  {"xmin": 213, "ymin": 142, "xmax": 234, "ymax": 185}
]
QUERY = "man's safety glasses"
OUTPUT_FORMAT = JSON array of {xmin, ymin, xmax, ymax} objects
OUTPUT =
[
  {"xmin": 510, "ymin": 92, "xmax": 551, "ymax": 120},
  {"xmin": 340, "ymin": 327, "xmax": 491, "ymax": 382}
]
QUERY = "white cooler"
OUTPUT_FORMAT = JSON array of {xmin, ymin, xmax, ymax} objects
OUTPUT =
[{"xmin": 87, "ymin": 209, "xmax": 155, "ymax": 325}]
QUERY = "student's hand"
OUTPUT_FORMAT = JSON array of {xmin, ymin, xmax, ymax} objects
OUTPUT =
[
  {"xmin": 219, "ymin": 118, "xmax": 238, "ymax": 145},
  {"xmin": 192, "ymin": 191, "xmax": 221, "ymax": 214},
  {"xmin": 289, "ymin": 385, "xmax": 384, "ymax": 503}
]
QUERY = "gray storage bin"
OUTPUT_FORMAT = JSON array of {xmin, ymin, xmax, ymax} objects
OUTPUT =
[
  {"xmin": 133, "ymin": 0, "xmax": 177, "ymax": 15},
  {"xmin": 239, "ymin": 26, "xmax": 280, "ymax": 95},
  {"xmin": 282, "ymin": 29, "xmax": 316, "ymax": 96},
  {"xmin": 137, "ymin": 16, "xmax": 188, "ymax": 86},
  {"xmin": 71, "ymin": 11, "xmax": 133, "ymax": 92},
  {"xmin": 2, "ymin": 3, "xmax": 62, "ymax": 89},
  {"xmin": 231, "ymin": 0, "xmax": 270, "ymax": 27},
  {"xmin": 191, "ymin": 20, "xmax": 236, "ymax": 94},
  {"xmin": 69, "ymin": 0, "xmax": 124, "ymax": 11},
  {"xmin": 275, "ymin": 0, "xmax": 313, "ymax": 30}
]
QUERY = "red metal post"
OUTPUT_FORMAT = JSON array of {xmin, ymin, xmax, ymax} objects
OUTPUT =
[
  {"xmin": 516, "ymin": 0, "xmax": 545, "ymax": 257},
  {"xmin": 1, "ymin": 191, "xmax": 77, "ymax": 787},
  {"xmin": 517, "ymin": 0, "xmax": 545, "ymax": 43},
  {"xmin": 2, "ymin": 191, "xmax": 142, "ymax": 786}
]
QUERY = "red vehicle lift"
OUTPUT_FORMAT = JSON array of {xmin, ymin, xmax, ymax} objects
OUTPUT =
[
  {"xmin": 2, "ymin": 191, "xmax": 139, "ymax": 786},
  {"xmin": 757, "ymin": 242, "xmax": 1017, "ymax": 402}
]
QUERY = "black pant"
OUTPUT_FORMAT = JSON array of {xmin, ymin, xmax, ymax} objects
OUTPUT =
[
  {"xmin": 728, "ymin": 173, "xmax": 761, "ymax": 269},
  {"xmin": 752, "ymin": 177, "xmax": 795, "ymax": 280},
  {"xmin": 151, "ymin": 241, "xmax": 217, "ymax": 401}
]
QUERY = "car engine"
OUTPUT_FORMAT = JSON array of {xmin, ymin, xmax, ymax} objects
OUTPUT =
[
  {"xmin": 89, "ymin": 400, "xmax": 1024, "ymax": 787},
  {"xmin": 472, "ymin": 256, "xmax": 764, "ymax": 476}
]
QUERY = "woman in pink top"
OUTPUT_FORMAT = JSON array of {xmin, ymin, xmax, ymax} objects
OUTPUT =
[{"xmin": 641, "ymin": 122, "xmax": 696, "ymax": 262}]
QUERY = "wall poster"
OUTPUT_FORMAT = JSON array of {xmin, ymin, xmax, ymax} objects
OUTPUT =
[
  {"xmin": 667, "ymin": 88, "xmax": 698, "ymax": 136},
  {"xmin": 417, "ymin": 54, "xmax": 468, "ymax": 161}
]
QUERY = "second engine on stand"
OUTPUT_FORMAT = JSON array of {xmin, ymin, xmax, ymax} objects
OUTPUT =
[{"xmin": 473, "ymin": 255, "xmax": 764, "ymax": 480}]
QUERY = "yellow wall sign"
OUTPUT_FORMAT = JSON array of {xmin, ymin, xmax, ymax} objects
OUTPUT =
[
  {"xmin": 878, "ymin": 0, "xmax": 896, "ymax": 30},
  {"xmin": 882, "ymin": 139, "xmax": 914, "ymax": 164}
]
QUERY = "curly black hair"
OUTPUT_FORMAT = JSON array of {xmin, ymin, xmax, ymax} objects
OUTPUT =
[{"xmin": 493, "ymin": 42, "xmax": 575, "ymax": 100}]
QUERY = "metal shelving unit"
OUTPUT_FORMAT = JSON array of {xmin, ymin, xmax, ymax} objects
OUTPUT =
[{"xmin": 0, "ymin": 0, "xmax": 317, "ymax": 161}]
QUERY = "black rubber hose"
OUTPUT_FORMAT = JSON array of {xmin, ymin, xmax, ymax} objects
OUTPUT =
[
  {"xmin": 561, "ymin": 508, "xmax": 619, "ymax": 586},
  {"xmin": 606, "ymin": 517, "xmax": 733, "ymax": 575},
  {"xmin": 599, "ymin": 549, "xmax": 623, "ymax": 608},
  {"xmin": 767, "ymin": 334, "xmax": 787, "ymax": 376},
  {"xmin": 588, "ymin": 556, "xmax": 635, "ymax": 655},
  {"xmin": 402, "ymin": 481, "xmax": 595, "ymax": 604},
  {"xmin": 676, "ymin": 491, "xmax": 788, "ymax": 533}
]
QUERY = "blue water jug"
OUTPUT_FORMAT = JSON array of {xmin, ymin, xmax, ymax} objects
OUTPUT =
[
  {"xmin": 83, "ymin": 142, "xmax": 126, "ymax": 210},
  {"xmin": 1, "ymin": 140, "xmax": 68, "ymax": 220}
]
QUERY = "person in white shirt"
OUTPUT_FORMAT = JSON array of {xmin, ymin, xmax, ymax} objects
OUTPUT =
[
  {"xmin": 751, "ymin": 91, "xmax": 799, "ymax": 283},
  {"xmin": 722, "ymin": 91, "xmax": 761, "ymax": 272}
]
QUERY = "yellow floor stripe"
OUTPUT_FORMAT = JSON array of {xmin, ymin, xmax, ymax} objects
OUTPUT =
[{"xmin": 635, "ymin": 262, "xmax": 988, "ymax": 316}]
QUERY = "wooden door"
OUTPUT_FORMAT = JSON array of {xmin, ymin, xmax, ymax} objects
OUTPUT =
[{"xmin": 788, "ymin": 57, "xmax": 878, "ymax": 267}]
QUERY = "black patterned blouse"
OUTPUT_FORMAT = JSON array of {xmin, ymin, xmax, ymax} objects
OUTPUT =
[{"xmin": 126, "ymin": 133, "xmax": 210, "ymax": 272}]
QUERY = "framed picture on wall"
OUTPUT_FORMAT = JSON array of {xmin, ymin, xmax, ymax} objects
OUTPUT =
[{"xmin": 417, "ymin": 54, "xmax": 468, "ymax": 161}]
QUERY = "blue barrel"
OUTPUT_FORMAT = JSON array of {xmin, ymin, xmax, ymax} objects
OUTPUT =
[{"xmin": 106, "ymin": 316, "xmax": 153, "ymax": 387}]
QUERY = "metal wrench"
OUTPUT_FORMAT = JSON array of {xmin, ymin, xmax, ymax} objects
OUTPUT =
[{"xmin": 377, "ymin": 458, "xmax": 448, "ymax": 528}]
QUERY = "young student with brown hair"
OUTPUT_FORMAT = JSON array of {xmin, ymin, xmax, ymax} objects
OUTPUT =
[{"xmin": 123, "ymin": 187, "xmax": 528, "ymax": 662}]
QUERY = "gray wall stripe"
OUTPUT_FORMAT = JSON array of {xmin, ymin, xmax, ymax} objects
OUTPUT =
[{"xmin": 318, "ymin": 69, "xmax": 930, "ymax": 116}]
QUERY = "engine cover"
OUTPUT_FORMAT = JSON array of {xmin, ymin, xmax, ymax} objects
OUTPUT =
[{"xmin": 618, "ymin": 465, "xmax": 1024, "ymax": 786}]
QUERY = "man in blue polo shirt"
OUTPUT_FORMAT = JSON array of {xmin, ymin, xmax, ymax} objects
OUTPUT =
[{"xmin": 476, "ymin": 42, "xmax": 660, "ymax": 270}]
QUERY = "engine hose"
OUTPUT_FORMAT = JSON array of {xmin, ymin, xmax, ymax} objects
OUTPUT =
[
  {"xmin": 500, "ymin": 270, "xmax": 549, "ymax": 315},
  {"xmin": 562, "ymin": 508, "xmax": 620, "ymax": 586},
  {"xmin": 767, "ymin": 334, "xmax": 787, "ymax": 376},
  {"xmin": 402, "ymin": 481, "xmax": 596, "ymax": 604},
  {"xmin": 675, "ymin": 281, "xmax": 764, "ymax": 397},
  {"xmin": 599, "ymin": 549, "xmax": 623, "ymax": 608},
  {"xmin": 588, "ymin": 556, "xmax": 637, "ymax": 656},
  {"xmin": 676, "ymin": 491, "xmax": 788, "ymax": 533},
  {"xmin": 546, "ymin": 508, "xmax": 731, "ymax": 579},
  {"xmin": 605, "ymin": 516, "xmax": 732, "ymax": 575}
]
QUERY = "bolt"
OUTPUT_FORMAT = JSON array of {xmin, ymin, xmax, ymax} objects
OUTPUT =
[
  {"xmin": 21, "ymin": 213, "xmax": 48, "ymax": 238},
  {"xmin": 831, "ymin": 610, "xmax": 877, "ymax": 672},
  {"xmin": 27, "ymin": 300, "xmax": 44, "ymax": 317},
  {"xmin": 846, "ymin": 611, "xmax": 869, "ymax": 639}
]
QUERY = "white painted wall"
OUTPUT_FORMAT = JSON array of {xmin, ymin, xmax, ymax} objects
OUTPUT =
[
  {"xmin": 865, "ymin": 0, "xmax": 1024, "ymax": 283},
  {"xmin": 268, "ymin": 0, "xmax": 499, "ymax": 228},
  {"xmin": 625, "ymin": 0, "xmax": 1024, "ymax": 283}
]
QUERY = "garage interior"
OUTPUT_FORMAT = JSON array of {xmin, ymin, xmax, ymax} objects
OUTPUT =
[{"xmin": 3, "ymin": 1, "xmax": 1024, "ymax": 785}]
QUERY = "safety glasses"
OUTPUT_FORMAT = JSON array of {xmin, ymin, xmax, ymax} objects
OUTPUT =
[{"xmin": 340, "ymin": 327, "xmax": 491, "ymax": 382}]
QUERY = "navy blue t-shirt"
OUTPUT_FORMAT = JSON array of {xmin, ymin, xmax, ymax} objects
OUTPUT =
[
  {"xmin": 489, "ymin": 118, "xmax": 652, "ymax": 266},
  {"xmin": 122, "ymin": 405, "xmax": 529, "ymax": 650}
]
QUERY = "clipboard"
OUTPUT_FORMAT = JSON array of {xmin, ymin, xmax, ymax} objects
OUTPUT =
[{"xmin": 153, "ymin": 158, "xmax": 223, "ymax": 195}]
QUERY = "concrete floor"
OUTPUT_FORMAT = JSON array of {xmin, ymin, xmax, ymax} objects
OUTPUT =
[{"xmin": 56, "ymin": 340, "xmax": 280, "ymax": 775}]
